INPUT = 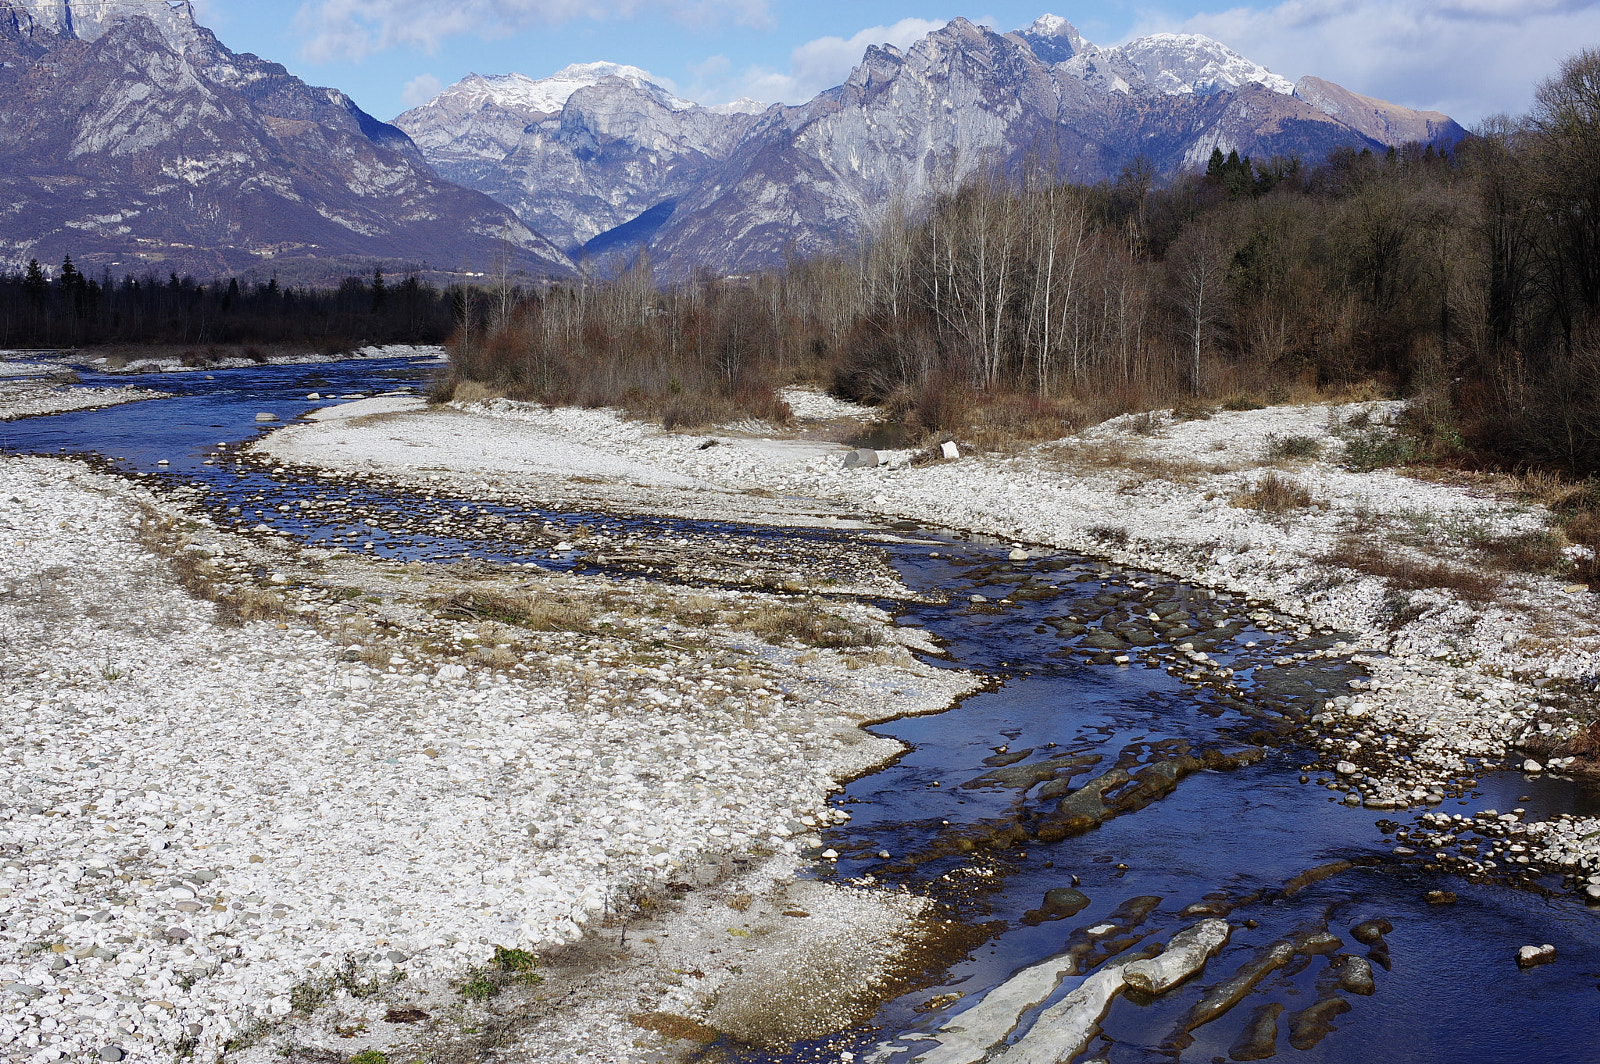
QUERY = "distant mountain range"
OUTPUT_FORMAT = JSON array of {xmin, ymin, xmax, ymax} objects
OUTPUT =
[
  {"xmin": 397, "ymin": 15, "xmax": 1463, "ymax": 274},
  {"xmin": 0, "ymin": 0, "xmax": 571, "ymax": 280},
  {"xmin": 0, "ymin": 3, "xmax": 1464, "ymax": 281}
]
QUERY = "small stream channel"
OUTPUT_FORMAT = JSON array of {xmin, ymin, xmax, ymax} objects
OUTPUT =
[{"xmin": 5, "ymin": 361, "xmax": 1600, "ymax": 1063}]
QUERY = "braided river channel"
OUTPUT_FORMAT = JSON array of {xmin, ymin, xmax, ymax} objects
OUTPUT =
[{"xmin": 5, "ymin": 358, "xmax": 1600, "ymax": 1063}]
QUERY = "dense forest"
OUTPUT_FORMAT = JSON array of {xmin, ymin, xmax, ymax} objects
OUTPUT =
[
  {"xmin": 446, "ymin": 49, "xmax": 1600, "ymax": 477},
  {"xmin": 0, "ymin": 264, "xmax": 459, "ymax": 351}
]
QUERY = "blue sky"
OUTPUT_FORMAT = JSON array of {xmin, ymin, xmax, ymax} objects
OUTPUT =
[{"xmin": 192, "ymin": 0, "xmax": 1600, "ymax": 125}]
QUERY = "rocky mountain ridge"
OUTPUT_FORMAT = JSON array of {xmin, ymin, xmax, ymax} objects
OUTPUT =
[
  {"xmin": 0, "ymin": 4, "xmax": 1468, "ymax": 282},
  {"xmin": 394, "ymin": 64, "xmax": 764, "ymax": 254},
  {"xmin": 0, "ymin": 0, "xmax": 573, "ymax": 278},
  {"xmin": 401, "ymin": 13, "xmax": 1465, "ymax": 274},
  {"xmin": 644, "ymin": 17, "xmax": 1466, "ymax": 272}
]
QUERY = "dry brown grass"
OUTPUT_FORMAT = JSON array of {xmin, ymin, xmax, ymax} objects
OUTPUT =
[
  {"xmin": 738, "ymin": 603, "xmax": 881, "ymax": 648},
  {"xmin": 897, "ymin": 381, "xmax": 1134, "ymax": 453},
  {"xmin": 1569, "ymin": 719, "xmax": 1600, "ymax": 760},
  {"xmin": 1231, "ymin": 471, "xmax": 1314, "ymax": 512},
  {"xmin": 630, "ymin": 1013, "xmax": 719, "ymax": 1044},
  {"xmin": 1320, "ymin": 538, "xmax": 1503, "ymax": 602},
  {"xmin": 441, "ymin": 379, "xmax": 498, "ymax": 405},
  {"xmin": 1564, "ymin": 511, "xmax": 1600, "ymax": 586},
  {"xmin": 615, "ymin": 588, "xmax": 883, "ymax": 649},
  {"xmin": 1224, "ymin": 377, "xmax": 1386, "ymax": 412},
  {"xmin": 1475, "ymin": 529, "xmax": 1568, "ymax": 574},
  {"xmin": 435, "ymin": 372, "xmax": 795, "ymax": 431},
  {"xmin": 1039, "ymin": 438, "xmax": 1218, "ymax": 484},
  {"xmin": 429, "ymin": 588, "xmax": 594, "ymax": 631},
  {"xmin": 1506, "ymin": 468, "xmax": 1584, "ymax": 507},
  {"xmin": 136, "ymin": 512, "xmax": 289, "ymax": 625},
  {"xmin": 226, "ymin": 587, "xmax": 289, "ymax": 623}
]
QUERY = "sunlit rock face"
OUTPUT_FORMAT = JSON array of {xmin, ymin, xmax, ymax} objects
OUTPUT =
[
  {"xmin": 394, "ymin": 65, "xmax": 763, "ymax": 255},
  {"xmin": 642, "ymin": 17, "xmax": 1463, "ymax": 274},
  {"xmin": 11, "ymin": 0, "xmax": 199, "ymax": 48},
  {"xmin": 0, "ymin": 1, "xmax": 573, "ymax": 277}
]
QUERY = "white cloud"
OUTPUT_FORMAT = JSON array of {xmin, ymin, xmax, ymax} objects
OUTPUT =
[
  {"xmin": 292, "ymin": 0, "xmax": 774, "ymax": 63},
  {"xmin": 1134, "ymin": 0, "xmax": 1600, "ymax": 123},
  {"xmin": 687, "ymin": 16, "xmax": 946, "ymax": 106},
  {"xmin": 400, "ymin": 73, "xmax": 443, "ymax": 106},
  {"xmin": 687, "ymin": 54, "xmax": 731, "ymax": 79}
]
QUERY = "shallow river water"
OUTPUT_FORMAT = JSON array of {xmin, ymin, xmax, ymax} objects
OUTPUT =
[{"xmin": 5, "ymin": 361, "xmax": 1600, "ymax": 1063}]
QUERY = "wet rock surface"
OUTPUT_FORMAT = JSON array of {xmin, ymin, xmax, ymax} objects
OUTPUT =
[{"xmin": 1227, "ymin": 1001, "xmax": 1283, "ymax": 1061}]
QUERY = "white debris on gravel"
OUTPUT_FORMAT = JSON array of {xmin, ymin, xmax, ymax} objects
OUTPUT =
[
  {"xmin": 258, "ymin": 395, "xmax": 1600, "ymax": 883},
  {"xmin": 300, "ymin": 395, "xmax": 426, "ymax": 423},
  {"xmin": 0, "ymin": 454, "xmax": 975, "ymax": 1064},
  {"xmin": 263, "ymin": 399, "xmax": 852, "ymax": 527},
  {"xmin": 0, "ymin": 380, "xmax": 166, "ymax": 420},
  {"xmin": 778, "ymin": 386, "xmax": 873, "ymax": 423}
]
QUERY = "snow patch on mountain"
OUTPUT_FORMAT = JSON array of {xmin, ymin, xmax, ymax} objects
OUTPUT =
[
  {"xmin": 1015, "ymin": 12, "xmax": 1085, "ymax": 64},
  {"xmin": 1013, "ymin": 17, "xmax": 1293, "ymax": 98},
  {"xmin": 709, "ymin": 97, "xmax": 769, "ymax": 115},
  {"xmin": 1114, "ymin": 32, "xmax": 1295, "ymax": 96},
  {"xmin": 425, "ymin": 63, "xmax": 690, "ymax": 120}
]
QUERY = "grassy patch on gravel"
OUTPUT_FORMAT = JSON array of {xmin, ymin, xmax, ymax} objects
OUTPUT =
[{"xmin": 456, "ymin": 946, "xmax": 543, "ymax": 1001}]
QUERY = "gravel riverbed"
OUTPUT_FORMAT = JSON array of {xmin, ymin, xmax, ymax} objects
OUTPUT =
[
  {"xmin": 8, "ymin": 381, "xmax": 1600, "ymax": 1064},
  {"xmin": 262, "ymin": 392, "xmax": 1600, "ymax": 887},
  {"xmin": 0, "ymin": 454, "xmax": 976, "ymax": 1063},
  {"xmin": 0, "ymin": 380, "xmax": 166, "ymax": 421}
]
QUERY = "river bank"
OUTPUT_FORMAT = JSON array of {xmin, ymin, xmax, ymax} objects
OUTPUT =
[
  {"xmin": 0, "ymin": 454, "xmax": 977, "ymax": 1064},
  {"xmin": 259, "ymin": 391, "xmax": 1600, "ymax": 885},
  {"xmin": 0, "ymin": 378, "xmax": 167, "ymax": 421},
  {"xmin": 74, "ymin": 345, "xmax": 446, "ymax": 377}
]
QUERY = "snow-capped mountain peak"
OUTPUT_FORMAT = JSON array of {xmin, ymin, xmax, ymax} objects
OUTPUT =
[
  {"xmin": 1012, "ymin": 17, "xmax": 1294, "ymax": 98},
  {"xmin": 436, "ymin": 63, "xmax": 691, "ymax": 117},
  {"xmin": 1113, "ymin": 32, "xmax": 1295, "ymax": 96},
  {"xmin": 392, "ymin": 59, "xmax": 765, "ymax": 254},
  {"xmin": 708, "ymin": 97, "xmax": 768, "ymax": 116},
  {"xmin": 1027, "ymin": 13, "xmax": 1077, "ymax": 38},
  {"xmin": 1015, "ymin": 12, "xmax": 1085, "ymax": 63}
]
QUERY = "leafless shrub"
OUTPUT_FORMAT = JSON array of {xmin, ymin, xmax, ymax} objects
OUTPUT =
[
  {"xmin": 1129, "ymin": 411, "xmax": 1163, "ymax": 436},
  {"xmin": 1171, "ymin": 398, "xmax": 1214, "ymax": 421},
  {"xmin": 1231, "ymin": 471, "xmax": 1314, "ymax": 512},
  {"xmin": 1086, "ymin": 524, "xmax": 1130, "ymax": 546},
  {"xmin": 1264, "ymin": 433, "xmax": 1322, "ymax": 460},
  {"xmin": 449, "ymin": 270, "xmax": 801, "ymax": 429}
]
